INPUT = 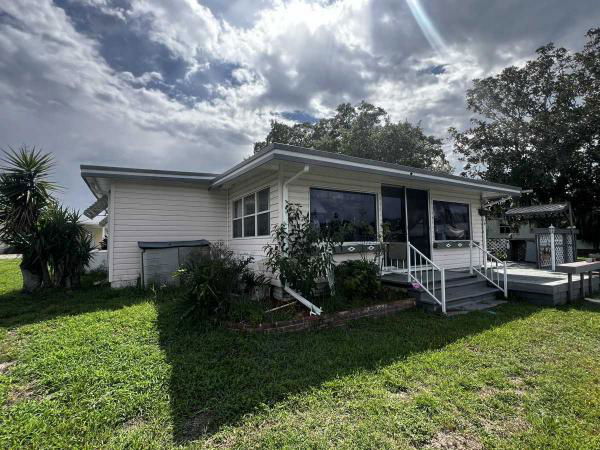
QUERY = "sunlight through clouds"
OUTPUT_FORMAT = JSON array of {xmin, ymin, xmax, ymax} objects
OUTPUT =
[{"xmin": 0, "ymin": 0, "xmax": 598, "ymax": 209}]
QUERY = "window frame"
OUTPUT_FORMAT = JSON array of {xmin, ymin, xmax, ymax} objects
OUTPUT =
[
  {"xmin": 308, "ymin": 186, "xmax": 379, "ymax": 243},
  {"xmin": 231, "ymin": 186, "xmax": 271, "ymax": 239},
  {"xmin": 432, "ymin": 200, "xmax": 472, "ymax": 242}
]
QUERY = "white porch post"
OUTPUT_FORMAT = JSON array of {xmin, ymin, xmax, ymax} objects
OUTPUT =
[
  {"xmin": 281, "ymin": 164, "xmax": 309, "ymax": 228},
  {"xmin": 549, "ymin": 225, "xmax": 556, "ymax": 271}
]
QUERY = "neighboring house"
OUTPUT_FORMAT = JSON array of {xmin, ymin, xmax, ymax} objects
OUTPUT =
[
  {"xmin": 81, "ymin": 218, "xmax": 106, "ymax": 249},
  {"xmin": 80, "ymin": 143, "xmax": 522, "ymax": 288}
]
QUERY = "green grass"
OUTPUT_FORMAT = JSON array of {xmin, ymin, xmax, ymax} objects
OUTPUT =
[{"xmin": 1, "ymin": 259, "xmax": 599, "ymax": 448}]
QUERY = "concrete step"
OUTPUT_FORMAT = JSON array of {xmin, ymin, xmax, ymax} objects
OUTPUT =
[
  {"xmin": 416, "ymin": 283, "xmax": 498, "ymax": 305},
  {"xmin": 381, "ymin": 270, "xmax": 478, "ymax": 288}
]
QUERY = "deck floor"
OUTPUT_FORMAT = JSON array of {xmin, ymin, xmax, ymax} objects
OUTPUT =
[{"xmin": 381, "ymin": 262, "xmax": 600, "ymax": 306}]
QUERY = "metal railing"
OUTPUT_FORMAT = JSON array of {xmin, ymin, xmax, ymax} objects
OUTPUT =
[
  {"xmin": 469, "ymin": 240, "xmax": 508, "ymax": 298},
  {"xmin": 407, "ymin": 242, "xmax": 446, "ymax": 314}
]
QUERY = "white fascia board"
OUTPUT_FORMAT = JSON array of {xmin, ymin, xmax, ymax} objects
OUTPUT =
[
  {"xmin": 213, "ymin": 148, "xmax": 522, "ymax": 195},
  {"xmin": 81, "ymin": 169, "xmax": 215, "ymax": 183}
]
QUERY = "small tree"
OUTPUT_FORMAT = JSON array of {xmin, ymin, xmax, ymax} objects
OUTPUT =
[
  {"xmin": 0, "ymin": 146, "xmax": 56, "ymax": 291},
  {"xmin": 264, "ymin": 202, "xmax": 342, "ymax": 299}
]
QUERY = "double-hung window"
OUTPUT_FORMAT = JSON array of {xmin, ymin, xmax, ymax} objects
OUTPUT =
[
  {"xmin": 232, "ymin": 188, "xmax": 270, "ymax": 238},
  {"xmin": 433, "ymin": 201, "xmax": 471, "ymax": 241}
]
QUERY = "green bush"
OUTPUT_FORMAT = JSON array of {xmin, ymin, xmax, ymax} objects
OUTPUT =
[
  {"xmin": 175, "ymin": 242, "xmax": 267, "ymax": 320},
  {"xmin": 334, "ymin": 259, "xmax": 381, "ymax": 304},
  {"xmin": 264, "ymin": 202, "xmax": 341, "ymax": 299}
]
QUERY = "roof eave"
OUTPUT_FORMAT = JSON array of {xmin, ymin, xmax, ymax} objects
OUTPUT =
[{"xmin": 210, "ymin": 144, "xmax": 522, "ymax": 194}]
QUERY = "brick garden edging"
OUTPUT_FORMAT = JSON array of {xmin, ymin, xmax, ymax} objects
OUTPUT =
[{"xmin": 225, "ymin": 298, "xmax": 415, "ymax": 334}]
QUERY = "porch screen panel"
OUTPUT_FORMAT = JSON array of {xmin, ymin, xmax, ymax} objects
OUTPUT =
[
  {"xmin": 406, "ymin": 188, "xmax": 430, "ymax": 258},
  {"xmin": 310, "ymin": 188, "xmax": 377, "ymax": 241},
  {"xmin": 433, "ymin": 201, "xmax": 471, "ymax": 241},
  {"xmin": 382, "ymin": 186, "xmax": 406, "ymax": 242}
]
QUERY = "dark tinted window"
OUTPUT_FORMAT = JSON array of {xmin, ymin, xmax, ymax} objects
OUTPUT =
[
  {"xmin": 310, "ymin": 188, "xmax": 377, "ymax": 241},
  {"xmin": 244, "ymin": 216, "xmax": 255, "ymax": 237},
  {"xmin": 382, "ymin": 186, "xmax": 405, "ymax": 242},
  {"xmin": 257, "ymin": 188, "xmax": 269, "ymax": 212},
  {"xmin": 433, "ymin": 201, "xmax": 470, "ymax": 240},
  {"xmin": 257, "ymin": 212, "xmax": 270, "ymax": 236}
]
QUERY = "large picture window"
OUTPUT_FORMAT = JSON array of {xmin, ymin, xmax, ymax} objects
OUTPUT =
[
  {"xmin": 310, "ymin": 188, "xmax": 377, "ymax": 241},
  {"xmin": 433, "ymin": 201, "xmax": 470, "ymax": 241},
  {"xmin": 232, "ymin": 188, "xmax": 270, "ymax": 238}
]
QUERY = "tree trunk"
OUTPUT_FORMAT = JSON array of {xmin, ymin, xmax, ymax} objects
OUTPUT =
[{"xmin": 20, "ymin": 262, "xmax": 42, "ymax": 293}]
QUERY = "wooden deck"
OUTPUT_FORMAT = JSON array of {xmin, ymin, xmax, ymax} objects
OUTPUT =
[
  {"xmin": 382, "ymin": 263, "xmax": 600, "ymax": 307},
  {"xmin": 490, "ymin": 263, "xmax": 599, "ymax": 305}
]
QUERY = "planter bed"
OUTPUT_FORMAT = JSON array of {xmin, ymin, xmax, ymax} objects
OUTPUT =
[{"xmin": 226, "ymin": 298, "xmax": 415, "ymax": 333}]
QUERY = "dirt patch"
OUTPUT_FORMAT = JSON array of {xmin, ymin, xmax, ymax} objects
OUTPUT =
[
  {"xmin": 478, "ymin": 386, "xmax": 500, "ymax": 399},
  {"xmin": 0, "ymin": 361, "xmax": 16, "ymax": 375},
  {"xmin": 387, "ymin": 385, "xmax": 412, "ymax": 400},
  {"xmin": 179, "ymin": 411, "xmax": 215, "ymax": 443},
  {"xmin": 6, "ymin": 382, "xmax": 38, "ymax": 405},
  {"xmin": 122, "ymin": 416, "xmax": 145, "ymax": 431},
  {"xmin": 507, "ymin": 376, "xmax": 528, "ymax": 397},
  {"xmin": 428, "ymin": 430, "xmax": 483, "ymax": 450},
  {"xmin": 480, "ymin": 413, "xmax": 530, "ymax": 438}
]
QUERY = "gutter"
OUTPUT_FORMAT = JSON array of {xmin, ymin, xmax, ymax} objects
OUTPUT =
[{"xmin": 284, "ymin": 286, "xmax": 322, "ymax": 315}]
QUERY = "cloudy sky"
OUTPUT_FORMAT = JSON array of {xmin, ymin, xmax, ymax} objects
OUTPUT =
[{"xmin": 1, "ymin": 0, "xmax": 598, "ymax": 210}]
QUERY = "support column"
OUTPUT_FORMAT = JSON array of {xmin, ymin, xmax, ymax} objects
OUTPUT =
[{"xmin": 549, "ymin": 225, "xmax": 556, "ymax": 272}]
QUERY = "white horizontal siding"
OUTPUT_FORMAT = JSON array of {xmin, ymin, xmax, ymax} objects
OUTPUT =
[{"xmin": 110, "ymin": 181, "xmax": 227, "ymax": 286}]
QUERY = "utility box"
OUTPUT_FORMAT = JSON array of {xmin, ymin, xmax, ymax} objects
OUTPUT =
[{"xmin": 138, "ymin": 240, "xmax": 210, "ymax": 287}]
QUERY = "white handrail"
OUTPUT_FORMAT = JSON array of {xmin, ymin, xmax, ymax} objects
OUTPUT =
[
  {"xmin": 407, "ymin": 243, "xmax": 446, "ymax": 314},
  {"xmin": 470, "ymin": 240, "xmax": 508, "ymax": 298}
]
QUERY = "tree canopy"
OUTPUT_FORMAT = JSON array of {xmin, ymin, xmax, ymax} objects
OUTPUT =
[
  {"xmin": 450, "ymin": 28, "xmax": 600, "ymax": 246},
  {"xmin": 255, "ymin": 102, "xmax": 452, "ymax": 173}
]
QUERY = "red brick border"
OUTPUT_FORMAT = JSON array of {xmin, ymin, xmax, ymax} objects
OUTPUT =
[{"xmin": 225, "ymin": 298, "xmax": 415, "ymax": 333}]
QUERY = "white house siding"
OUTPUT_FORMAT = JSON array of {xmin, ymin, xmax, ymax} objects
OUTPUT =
[
  {"xmin": 109, "ymin": 180, "xmax": 227, "ymax": 287},
  {"xmin": 285, "ymin": 165, "xmax": 484, "ymax": 269},
  {"xmin": 225, "ymin": 171, "xmax": 281, "ymax": 269}
]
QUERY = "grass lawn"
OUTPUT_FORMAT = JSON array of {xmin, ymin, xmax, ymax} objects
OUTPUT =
[{"xmin": 1, "ymin": 260, "xmax": 600, "ymax": 449}]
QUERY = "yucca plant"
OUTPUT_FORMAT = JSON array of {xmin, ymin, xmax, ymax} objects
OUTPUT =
[
  {"xmin": 37, "ymin": 205, "xmax": 94, "ymax": 288},
  {"xmin": 0, "ymin": 146, "xmax": 57, "ymax": 291}
]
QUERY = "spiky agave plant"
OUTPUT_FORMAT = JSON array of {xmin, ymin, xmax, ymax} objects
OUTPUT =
[{"xmin": 0, "ymin": 146, "xmax": 57, "ymax": 291}]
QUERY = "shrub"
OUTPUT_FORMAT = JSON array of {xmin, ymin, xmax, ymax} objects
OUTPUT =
[
  {"xmin": 334, "ymin": 259, "xmax": 381, "ymax": 304},
  {"xmin": 264, "ymin": 202, "xmax": 342, "ymax": 299},
  {"xmin": 175, "ymin": 242, "xmax": 266, "ymax": 320},
  {"xmin": 36, "ymin": 205, "xmax": 95, "ymax": 288}
]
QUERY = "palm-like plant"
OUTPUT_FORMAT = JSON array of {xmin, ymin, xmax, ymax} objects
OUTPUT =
[
  {"xmin": 37, "ymin": 205, "xmax": 94, "ymax": 288},
  {"xmin": 0, "ymin": 146, "xmax": 57, "ymax": 290}
]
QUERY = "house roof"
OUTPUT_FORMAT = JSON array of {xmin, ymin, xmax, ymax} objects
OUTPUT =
[
  {"xmin": 505, "ymin": 203, "xmax": 570, "ymax": 218},
  {"xmin": 210, "ymin": 143, "xmax": 522, "ymax": 194},
  {"xmin": 81, "ymin": 143, "xmax": 522, "ymax": 197},
  {"xmin": 80, "ymin": 165, "xmax": 219, "ymax": 198}
]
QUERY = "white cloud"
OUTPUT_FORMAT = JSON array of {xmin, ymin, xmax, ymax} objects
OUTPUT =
[{"xmin": 1, "ymin": 0, "xmax": 599, "ymax": 209}]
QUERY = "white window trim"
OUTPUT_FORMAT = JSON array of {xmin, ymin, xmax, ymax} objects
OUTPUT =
[
  {"xmin": 232, "ymin": 186, "xmax": 271, "ymax": 239},
  {"xmin": 432, "ymin": 200, "xmax": 472, "ymax": 242}
]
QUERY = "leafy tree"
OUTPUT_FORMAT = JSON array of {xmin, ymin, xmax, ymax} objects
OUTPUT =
[
  {"xmin": 450, "ymin": 28, "xmax": 600, "ymax": 247},
  {"xmin": 255, "ymin": 102, "xmax": 452, "ymax": 172}
]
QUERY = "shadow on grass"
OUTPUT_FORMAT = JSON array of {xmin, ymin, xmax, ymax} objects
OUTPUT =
[
  {"xmin": 155, "ymin": 296, "xmax": 542, "ymax": 444},
  {"xmin": 0, "ymin": 273, "xmax": 149, "ymax": 329}
]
